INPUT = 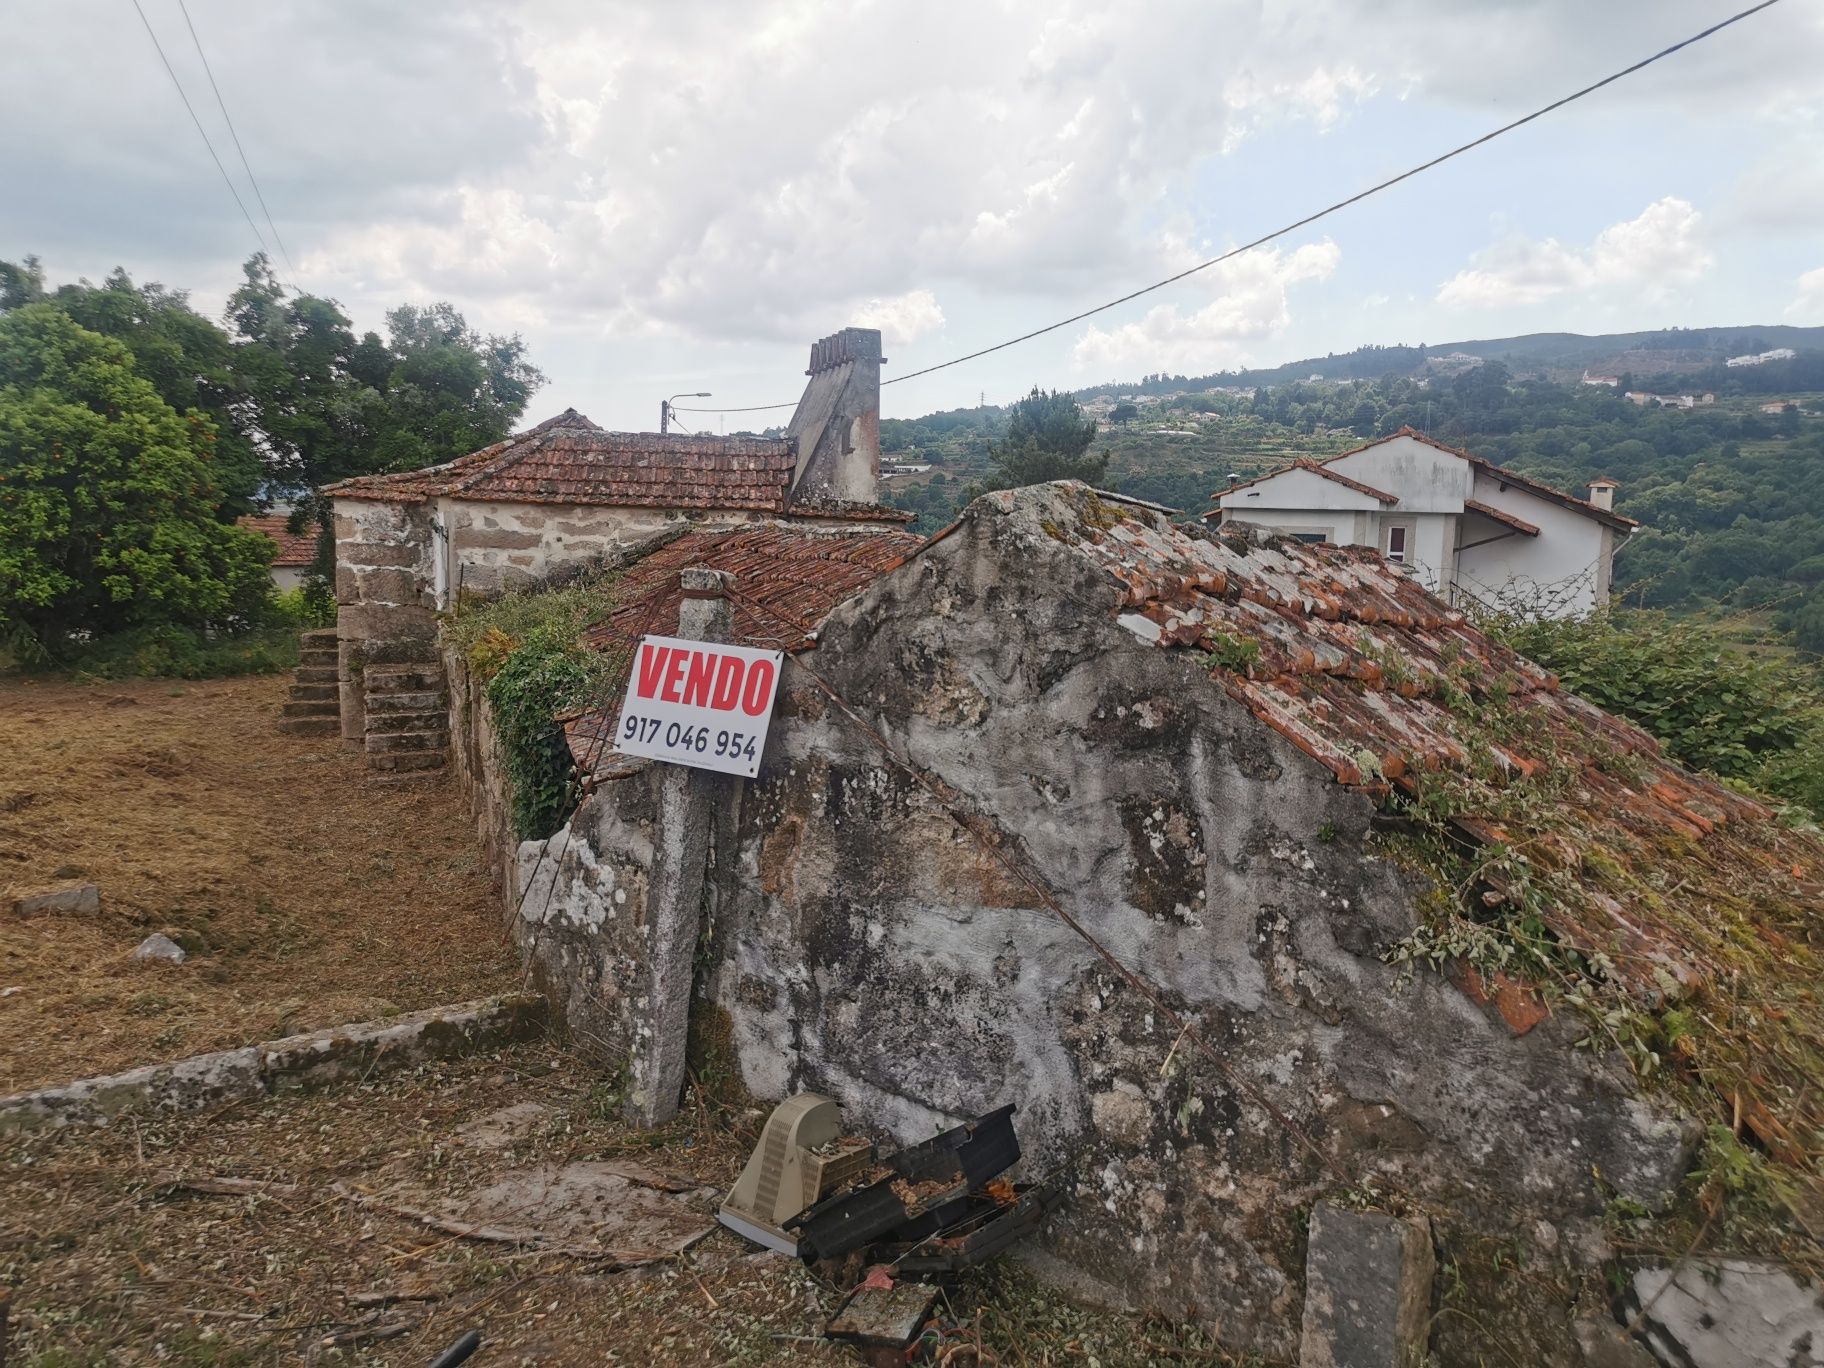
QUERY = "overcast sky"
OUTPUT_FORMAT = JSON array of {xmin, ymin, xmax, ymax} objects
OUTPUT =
[{"xmin": 5, "ymin": 1, "xmax": 1822, "ymax": 430}]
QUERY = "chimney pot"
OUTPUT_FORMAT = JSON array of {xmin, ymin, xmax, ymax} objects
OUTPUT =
[{"xmin": 1588, "ymin": 478, "xmax": 1618, "ymax": 511}]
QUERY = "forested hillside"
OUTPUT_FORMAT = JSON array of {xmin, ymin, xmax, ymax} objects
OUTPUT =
[{"xmin": 881, "ymin": 334, "xmax": 1824, "ymax": 651}]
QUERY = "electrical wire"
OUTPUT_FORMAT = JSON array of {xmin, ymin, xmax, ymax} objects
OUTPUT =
[
  {"xmin": 175, "ymin": 0, "xmax": 297, "ymax": 278},
  {"xmin": 129, "ymin": 0, "xmax": 271, "ymax": 263},
  {"xmin": 669, "ymin": 0, "xmax": 1786, "ymax": 412}
]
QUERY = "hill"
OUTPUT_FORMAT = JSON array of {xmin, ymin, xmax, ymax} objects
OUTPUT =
[{"xmin": 1072, "ymin": 323, "xmax": 1824, "ymax": 394}]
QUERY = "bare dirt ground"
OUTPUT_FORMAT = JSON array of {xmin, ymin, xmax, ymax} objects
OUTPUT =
[
  {"xmin": 0, "ymin": 672, "xmax": 518, "ymax": 1094},
  {"xmin": 0, "ymin": 1043, "xmax": 1234, "ymax": 1367}
]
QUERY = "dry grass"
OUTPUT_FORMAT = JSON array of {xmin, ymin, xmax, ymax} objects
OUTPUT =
[
  {"xmin": 0, "ymin": 673, "xmax": 518, "ymax": 1094},
  {"xmin": 0, "ymin": 1045, "xmax": 1252, "ymax": 1367}
]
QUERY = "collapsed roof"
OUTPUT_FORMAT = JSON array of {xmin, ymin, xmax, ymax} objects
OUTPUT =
[{"xmin": 970, "ymin": 482, "xmax": 1817, "ymax": 1167}]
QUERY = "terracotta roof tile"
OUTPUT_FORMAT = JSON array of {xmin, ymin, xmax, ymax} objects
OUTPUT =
[
  {"xmin": 323, "ymin": 409, "xmax": 799, "ymax": 513},
  {"xmin": 1016, "ymin": 482, "xmax": 1819, "ymax": 1161},
  {"xmin": 565, "ymin": 524, "xmax": 922, "ymax": 763},
  {"xmin": 238, "ymin": 515, "xmax": 317, "ymax": 567}
]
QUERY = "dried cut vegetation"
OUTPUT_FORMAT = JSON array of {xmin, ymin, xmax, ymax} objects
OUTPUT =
[
  {"xmin": 0, "ymin": 673, "xmax": 517, "ymax": 1093},
  {"xmin": 1, "ymin": 1044, "xmax": 1248, "ymax": 1366}
]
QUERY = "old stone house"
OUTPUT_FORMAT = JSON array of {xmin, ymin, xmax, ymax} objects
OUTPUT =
[
  {"xmin": 439, "ymin": 477, "xmax": 1821, "ymax": 1362},
  {"xmin": 321, "ymin": 326, "xmax": 907, "ymax": 764},
  {"xmin": 237, "ymin": 514, "xmax": 316, "ymax": 592}
]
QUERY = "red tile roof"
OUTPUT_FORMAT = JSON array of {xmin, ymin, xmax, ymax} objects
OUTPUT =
[
  {"xmin": 1207, "ymin": 458, "xmax": 1399, "ymax": 515},
  {"xmin": 238, "ymin": 515, "xmax": 317, "ymax": 567},
  {"xmin": 565, "ymin": 524, "xmax": 923, "ymax": 767},
  {"xmin": 324, "ymin": 410, "xmax": 799, "ymax": 513},
  {"xmin": 1462, "ymin": 499, "xmax": 1541, "ymax": 537},
  {"xmin": 1018, "ymin": 482, "xmax": 1819, "ymax": 1163}
]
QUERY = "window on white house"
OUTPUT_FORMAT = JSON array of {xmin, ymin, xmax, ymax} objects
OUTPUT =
[
  {"xmin": 1385, "ymin": 524, "xmax": 1409, "ymax": 563},
  {"xmin": 1291, "ymin": 532, "xmax": 1329, "ymax": 544}
]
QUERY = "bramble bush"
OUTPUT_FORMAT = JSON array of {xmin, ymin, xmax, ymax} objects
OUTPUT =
[{"xmin": 1492, "ymin": 609, "xmax": 1824, "ymax": 813}]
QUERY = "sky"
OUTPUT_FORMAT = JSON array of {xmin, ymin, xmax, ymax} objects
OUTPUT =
[{"xmin": 4, "ymin": 0, "xmax": 1823, "ymax": 430}]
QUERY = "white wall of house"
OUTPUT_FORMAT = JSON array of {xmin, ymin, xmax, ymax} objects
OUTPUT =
[
  {"xmin": 1458, "ymin": 473, "xmax": 1612, "ymax": 618},
  {"xmin": 271, "ymin": 566, "xmax": 309, "ymax": 593},
  {"xmin": 1328, "ymin": 434, "xmax": 1472, "ymax": 512}
]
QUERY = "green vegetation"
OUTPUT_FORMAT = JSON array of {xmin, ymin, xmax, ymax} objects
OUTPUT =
[
  {"xmin": 1492, "ymin": 610, "xmax": 1824, "ymax": 812},
  {"xmin": 0, "ymin": 305, "xmax": 274, "ymax": 663},
  {"xmin": 447, "ymin": 576, "xmax": 624, "ymax": 840},
  {"xmin": 0, "ymin": 252, "xmax": 544, "ymax": 676},
  {"xmin": 974, "ymin": 386, "xmax": 1107, "ymax": 493}
]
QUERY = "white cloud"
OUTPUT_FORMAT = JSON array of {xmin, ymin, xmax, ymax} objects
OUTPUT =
[
  {"xmin": 1437, "ymin": 198, "xmax": 1713, "ymax": 310},
  {"xmin": 1789, "ymin": 267, "xmax": 1824, "ymax": 320},
  {"xmin": 246, "ymin": 0, "xmax": 1382, "ymax": 346},
  {"xmin": 1070, "ymin": 238, "xmax": 1340, "ymax": 374},
  {"xmin": 851, "ymin": 290, "xmax": 945, "ymax": 348}
]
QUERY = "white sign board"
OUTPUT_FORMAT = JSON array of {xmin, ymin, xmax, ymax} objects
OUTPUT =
[{"xmin": 613, "ymin": 634, "xmax": 784, "ymax": 778}]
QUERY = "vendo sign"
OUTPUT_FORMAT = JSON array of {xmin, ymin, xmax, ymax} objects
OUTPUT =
[{"xmin": 613, "ymin": 634, "xmax": 785, "ymax": 777}]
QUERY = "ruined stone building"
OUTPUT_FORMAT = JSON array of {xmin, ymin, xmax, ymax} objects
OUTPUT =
[
  {"xmin": 437, "ymin": 478, "xmax": 1820, "ymax": 1363},
  {"xmin": 315, "ymin": 320, "xmax": 1818, "ymax": 1360},
  {"xmin": 321, "ymin": 327, "xmax": 907, "ymax": 767}
]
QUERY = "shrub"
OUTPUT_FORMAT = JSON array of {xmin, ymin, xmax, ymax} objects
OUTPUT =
[
  {"xmin": 1490, "ymin": 609, "xmax": 1824, "ymax": 813},
  {"xmin": 58, "ymin": 624, "xmax": 299, "ymax": 680}
]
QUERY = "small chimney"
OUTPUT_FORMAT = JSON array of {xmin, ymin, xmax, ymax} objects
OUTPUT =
[
  {"xmin": 1228, "ymin": 473, "xmax": 1240, "ymax": 487},
  {"xmin": 785, "ymin": 327, "xmax": 883, "ymax": 506},
  {"xmin": 1588, "ymin": 477, "xmax": 1619, "ymax": 511}
]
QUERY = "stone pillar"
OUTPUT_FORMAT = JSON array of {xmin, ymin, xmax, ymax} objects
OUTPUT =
[
  {"xmin": 624, "ymin": 567, "xmax": 734, "ymax": 1128},
  {"xmin": 1299, "ymin": 1202, "xmax": 1434, "ymax": 1368}
]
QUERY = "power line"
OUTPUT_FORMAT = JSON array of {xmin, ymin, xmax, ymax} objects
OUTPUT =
[
  {"xmin": 670, "ymin": 400, "xmax": 795, "ymax": 414},
  {"xmin": 130, "ymin": 0, "xmax": 271, "ymax": 263},
  {"xmin": 673, "ymin": 0, "xmax": 1786, "ymax": 412},
  {"xmin": 175, "ymin": 0, "xmax": 297, "ymax": 278}
]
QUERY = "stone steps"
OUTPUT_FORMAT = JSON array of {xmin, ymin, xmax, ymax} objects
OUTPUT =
[
  {"xmin": 366, "ymin": 750, "xmax": 447, "ymax": 774},
  {"xmin": 277, "ymin": 716, "xmax": 340, "ymax": 737},
  {"xmin": 280, "ymin": 630, "xmax": 344, "ymax": 741},
  {"xmin": 365, "ymin": 664, "xmax": 443, "ymax": 694},
  {"xmin": 362, "ymin": 656, "xmax": 451, "ymax": 773},
  {"xmin": 281, "ymin": 699, "xmax": 339, "ymax": 719}
]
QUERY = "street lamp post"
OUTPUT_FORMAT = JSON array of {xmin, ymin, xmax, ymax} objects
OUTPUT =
[{"xmin": 661, "ymin": 392, "xmax": 712, "ymax": 433}]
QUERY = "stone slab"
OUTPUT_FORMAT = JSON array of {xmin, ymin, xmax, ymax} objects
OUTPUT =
[
  {"xmin": 1299, "ymin": 1203, "xmax": 1434, "ymax": 1368},
  {"xmin": 261, "ymin": 994, "xmax": 548, "ymax": 1092},
  {"xmin": 1628, "ymin": 1259, "xmax": 1824, "ymax": 1368},
  {"xmin": 0, "ymin": 995, "xmax": 548, "ymax": 1132},
  {"xmin": 0, "ymin": 1048, "xmax": 263, "ymax": 1134},
  {"xmin": 8, "ymin": 882, "xmax": 100, "ymax": 918}
]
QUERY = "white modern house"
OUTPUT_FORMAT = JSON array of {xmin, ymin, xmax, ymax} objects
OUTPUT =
[{"xmin": 1206, "ymin": 428, "xmax": 1637, "ymax": 619}]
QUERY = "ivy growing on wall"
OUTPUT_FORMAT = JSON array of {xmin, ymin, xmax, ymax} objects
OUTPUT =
[{"xmin": 447, "ymin": 575, "xmax": 621, "ymax": 841}]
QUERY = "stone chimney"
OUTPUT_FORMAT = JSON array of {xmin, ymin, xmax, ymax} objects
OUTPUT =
[
  {"xmin": 1588, "ymin": 477, "xmax": 1619, "ymax": 511},
  {"xmin": 785, "ymin": 327, "xmax": 882, "ymax": 506}
]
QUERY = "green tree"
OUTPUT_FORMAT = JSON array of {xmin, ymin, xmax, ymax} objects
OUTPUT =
[
  {"xmin": 368, "ymin": 302, "xmax": 545, "ymax": 473},
  {"xmin": 1110, "ymin": 401, "xmax": 1139, "ymax": 425},
  {"xmin": 978, "ymin": 387, "xmax": 1106, "ymax": 492},
  {"xmin": 0, "ymin": 306, "xmax": 273, "ymax": 656}
]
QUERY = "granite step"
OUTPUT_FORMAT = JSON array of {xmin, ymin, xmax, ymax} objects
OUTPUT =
[{"xmin": 277, "ymin": 716, "xmax": 340, "ymax": 737}]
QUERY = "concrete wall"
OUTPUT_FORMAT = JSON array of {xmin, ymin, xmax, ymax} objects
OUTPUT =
[
  {"xmin": 481, "ymin": 488, "xmax": 1692, "ymax": 1359},
  {"xmin": 1462, "ymin": 471, "xmax": 1613, "ymax": 617},
  {"xmin": 1329, "ymin": 434, "xmax": 1473, "ymax": 512}
]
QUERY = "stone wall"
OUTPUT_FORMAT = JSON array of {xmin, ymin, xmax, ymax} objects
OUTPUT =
[
  {"xmin": 453, "ymin": 489, "xmax": 1697, "ymax": 1360},
  {"xmin": 444, "ymin": 500, "xmax": 695, "ymax": 599},
  {"xmin": 333, "ymin": 498, "xmax": 440, "ymax": 740}
]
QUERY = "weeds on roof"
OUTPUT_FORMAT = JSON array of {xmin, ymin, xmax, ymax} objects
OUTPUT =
[{"xmin": 1376, "ymin": 652, "xmax": 1824, "ymax": 1259}]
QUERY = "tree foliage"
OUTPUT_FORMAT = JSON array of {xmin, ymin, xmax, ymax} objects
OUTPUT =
[
  {"xmin": 977, "ymin": 386, "xmax": 1106, "ymax": 492},
  {"xmin": 0, "ymin": 305, "xmax": 273, "ymax": 656}
]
